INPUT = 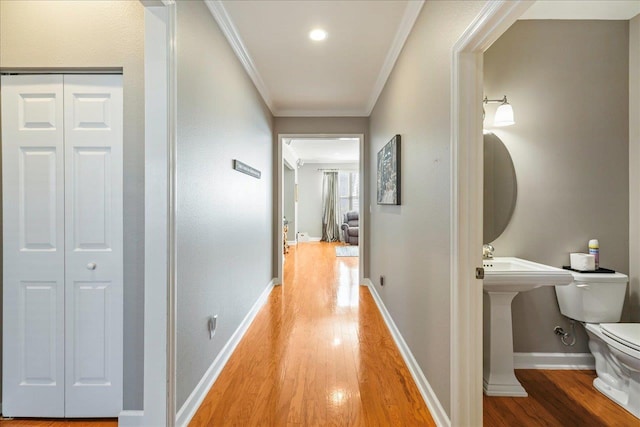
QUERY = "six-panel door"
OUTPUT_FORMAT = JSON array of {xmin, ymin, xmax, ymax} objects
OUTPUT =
[{"xmin": 1, "ymin": 74, "xmax": 123, "ymax": 418}]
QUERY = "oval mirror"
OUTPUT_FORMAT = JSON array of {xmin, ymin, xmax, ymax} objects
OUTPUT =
[{"xmin": 484, "ymin": 132, "xmax": 517, "ymax": 243}]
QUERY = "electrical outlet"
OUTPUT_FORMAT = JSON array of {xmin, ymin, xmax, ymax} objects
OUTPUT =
[
  {"xmin": 208, "ymin": 315, "xmax": 218, "ymax": 339},
  {"xmin": 380, "ymin": 275, "xmax": 385, "ymax": 286}
]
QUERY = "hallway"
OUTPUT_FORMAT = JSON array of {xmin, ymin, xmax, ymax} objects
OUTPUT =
[{"xmin": 189, "ymin": 242, "xmax": 435, "ymax": 426}]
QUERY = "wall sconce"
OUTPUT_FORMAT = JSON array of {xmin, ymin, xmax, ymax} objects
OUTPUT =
[{"xmin": 483, "ymin": 95, "xmax": 515, "ymax": 127}]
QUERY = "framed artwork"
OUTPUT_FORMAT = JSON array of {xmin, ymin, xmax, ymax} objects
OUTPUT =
[{"xmin": 377, "ymin": 134, "xmax": 401, "ymax": 205}]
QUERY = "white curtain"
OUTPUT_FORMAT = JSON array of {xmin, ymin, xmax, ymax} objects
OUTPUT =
[{"xmin": 321, "ymin": 171, "xmax": 340, "ymax": 242}]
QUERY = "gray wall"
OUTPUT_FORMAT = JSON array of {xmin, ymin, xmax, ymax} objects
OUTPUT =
[
  {"xmin": 283, "ymin": 165, "xmax": 296, "ymax": 237},
  {"xmin": 484, "ymin": 20, "xmax": 629, "ymax": 353},
  {"xmin": 175, "ymin": 0, "xmax": 274, "ymax": 410},
  {"xmin": 274, "ymin": 117, "xmax": 369, "ymax": 274},
  {"xmin": 0, "ymin": 0, "xmax": 145, "ymax": 409},
  {"xmin": 630, "ymin": 14, "xmax": 640, "ymax": 322},
  {"xmin": 367, "ymin": 0, "xmax": 487, "ymax": 417},
  {"xmin": 297, "ymin": 162, "xmax": 358, "ymax": 239}
]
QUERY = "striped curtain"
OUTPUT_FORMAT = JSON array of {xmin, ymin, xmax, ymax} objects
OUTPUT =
[{"xmin": 321, "ymin": 171, "xmax": 340, "ymax": 242}]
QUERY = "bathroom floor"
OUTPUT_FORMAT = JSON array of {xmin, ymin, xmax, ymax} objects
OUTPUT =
[{"xmin": 483, "ymin": 369, "xmax": 637, "ymax": 426}]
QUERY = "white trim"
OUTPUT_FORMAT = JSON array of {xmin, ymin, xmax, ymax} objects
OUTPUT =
[
  {"xmin": 365, "ymin": 0, "xmax": 425, "ymax": 115},
  {"xmin": 450, "ymin": 2, "xmax": 533, "ymax": 426},
  {"xmin": 364, "ymin": 279, "xmax": 450, "ymax": 427},
  {"xmin": 513, "ymin": 352, "xmax": 595, "ymax": 370},
  {"xmin": 204, "ymin": 0, "xmax": 274, "ymax": 112},
  {"xmin": 175, "ymin": 279, "xmax": 277, "ymax": 427},
  {"xmin": 286, "ymin": 240, "xmax": 297, "ymax": 246},
  {"xmin": 309, "ymin": 237, "xmax": 322, "ymax": 242},
  {"xmin": 276, "ymin": 108, "xmax": 368, "ymax": 117},
  {"xmin": 118, "ymin": 410, "xmax": 145, "ymax": 427},
  {"xmin": 141, "ymin": 2, "xmax": 176, "ymax": 426}
]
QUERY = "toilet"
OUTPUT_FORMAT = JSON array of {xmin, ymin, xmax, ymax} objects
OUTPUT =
[{"xmin": 555, "ymin": 271, "xmax": 640, "ymax": 419}]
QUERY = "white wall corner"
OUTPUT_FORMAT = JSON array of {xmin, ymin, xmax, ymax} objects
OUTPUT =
[
  {"xmin": 513, "ymin": 352, "xmax": 595, "ymax": 370},
  {"xmin": 629, "ymin": 14, "xmax": 640, "ymax": 321},
  {"xmin": 118, "ymin": 410, "xmax": 145, "ymax": 427},
  {"xmin": 364, "ymin": 279, "xmax": 451, "ymax": 427},
  {"xmin": 175, "ymin": 279, "xmax": 276, "ymax": 427}
]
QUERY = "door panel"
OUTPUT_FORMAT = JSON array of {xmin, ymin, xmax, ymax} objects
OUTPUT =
[
  {"xmin": 63, "ymin": 74, "xmax": 123, "ymax": 417},
  {"xmin": 72, "ymin": 147, "xmax": 112, "ymax": 250},
  {"xmin": 19, "ymin": 148, "xmax": 58, "ymax": 250},
  {"xmin": 2, "ymin": 74, "xmax": 65, "ymax": 417}
]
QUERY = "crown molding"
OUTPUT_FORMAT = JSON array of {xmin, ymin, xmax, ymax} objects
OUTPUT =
[
  {"xmin": 365, "ymin": 0, "xmax": 425, "ymax": 116},
  {"xmin": 204, "ymin": 0, "xmax": 275, "ymax": 113},
  {"xmin": 275, "ymin": 107, "xmax": 368, "ymax": 117}
]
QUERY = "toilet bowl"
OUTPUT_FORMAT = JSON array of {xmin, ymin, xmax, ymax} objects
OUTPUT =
[
  {"xmin": 585, "ymin": 323, "xmax": 640, "ymax": 418},
  {"xmin": 555, "ymin": 271, "xmax": 640, "ymax": 419}
]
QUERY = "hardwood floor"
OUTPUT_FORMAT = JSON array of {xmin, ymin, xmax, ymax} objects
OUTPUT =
[
  {"xmin": 189, "ymin": 242, "xmax": 435, "ymax": 426},
  {"xmin": 484, "ymin": 369, "xmax": 639, "ymax": 426}
]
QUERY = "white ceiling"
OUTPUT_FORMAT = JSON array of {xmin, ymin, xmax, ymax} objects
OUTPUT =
[
  {"xmin": 206, "ymin": 0, "xmax": 638, "ymax": 118},
  {"xmin": 287, "ymin": 138, "xmax": 359, "ymax": 163},
  {"xmin": 520, "ymin": 1, "xmax": 640, "ymax": 20},
  {"xmin": 210, "ymin": 0, "xmax": 423, "ymax": 117}
]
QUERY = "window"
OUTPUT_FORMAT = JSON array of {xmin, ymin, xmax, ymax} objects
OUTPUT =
[{"xmin": 338, "ymin": 171, "xmax": 359, "ymax": 219}]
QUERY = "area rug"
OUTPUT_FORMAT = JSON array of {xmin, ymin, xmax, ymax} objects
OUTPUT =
[{"xmin": 335, "ymin": 245, "xmax": 359, "ymax": 257}]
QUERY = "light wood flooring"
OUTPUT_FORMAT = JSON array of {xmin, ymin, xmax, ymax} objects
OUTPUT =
[
  {"xmin": 189, "ymin": 242, "xmax": 435, "ymax": 426},
  {"xmin": 484, "ymin": 369, "xmax": 639, "ymax": 426}
]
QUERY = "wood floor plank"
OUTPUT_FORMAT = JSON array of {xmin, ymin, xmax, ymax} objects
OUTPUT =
[
  {"xmin": 189, "ymin": 242, "xmax": 435, "ymax": 426},
  {"xmin": 484, "ymin": 369, "xmax": 639, "ymax": 426}
]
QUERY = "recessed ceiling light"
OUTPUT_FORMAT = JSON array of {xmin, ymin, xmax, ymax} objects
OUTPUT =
[{"xmin": 309, "ymin": 29, "xmax": 328, "ymax": 41}]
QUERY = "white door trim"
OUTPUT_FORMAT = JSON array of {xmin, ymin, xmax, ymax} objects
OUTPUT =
[
  {"xmin": 450, "ymin": 1, "xmax": 532, "ymax": 426},
  {"xmin": 133, "ymin": 1, "xmax": 176, "ymax": 426},
  {"xmin": 276, "ymin": 133, "xmax": 365, "ymax": 285}
]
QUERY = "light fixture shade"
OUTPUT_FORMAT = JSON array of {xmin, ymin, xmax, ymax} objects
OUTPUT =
[{"xmin": 494, "ymin": 103, "xmax": 515, "ymax": 126}]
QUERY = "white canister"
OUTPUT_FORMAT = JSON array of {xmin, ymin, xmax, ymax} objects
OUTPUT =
[{"xmin": 589, "ymin": 239, "xmax": 599, "ymax": 269}]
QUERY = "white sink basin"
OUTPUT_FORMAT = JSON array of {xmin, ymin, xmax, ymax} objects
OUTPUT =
[
  {"xmin": 482, "ymin": 257, "xmax": 573, "ymax": 397},
  {"xmin": 483, "ymin": 257, "xmax": 573, "ymax": 292}
]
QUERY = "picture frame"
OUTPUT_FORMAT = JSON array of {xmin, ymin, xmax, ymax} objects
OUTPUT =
[{"xmin": 377, "ymin": 134, "xmax": 401, "ymax": 205}]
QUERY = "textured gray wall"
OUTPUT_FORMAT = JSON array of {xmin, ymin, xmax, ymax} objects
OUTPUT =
[
  {"xmin": 175, "ymin": 0, "xmax": 274, "ymax": 410},
  {"xmin": 484, "ymin": 20, "xmax": 629, "ymax": 353},
  {"xmin": 368, "ymin": 0, "xmax": 487, "ymax": 417},
  {"xmin": 284, "ymin": 165, "xmax": 296, "ymax": 236},
  {"xmin": 0, "ymin": 0, "xmax": 145, "ymax": 409},
  {"xmin": 297, "ymin": 162, "xmax": 358, "ymax": 239}
]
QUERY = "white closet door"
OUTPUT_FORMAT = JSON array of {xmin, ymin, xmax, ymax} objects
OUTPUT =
[
  {"xmin": 2, "ymin": 75, "xmax": 66, "ymax": 417},
  {"xmin": 63, "ymin": 74, "xmax": 123, "ymax": 417}
]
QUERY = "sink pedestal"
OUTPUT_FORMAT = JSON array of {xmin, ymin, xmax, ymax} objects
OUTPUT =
[{"xmin": 483, "ymin": 290, "xmax": 527, "ymax": 397}]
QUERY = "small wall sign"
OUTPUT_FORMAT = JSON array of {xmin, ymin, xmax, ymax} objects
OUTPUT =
[{"xmin": 233, "ymin": 159, "xmax": 261, "ymax": 179}]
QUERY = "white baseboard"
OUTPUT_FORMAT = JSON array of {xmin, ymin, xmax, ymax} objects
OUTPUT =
[
  {"xmin": 287, "ymin": 240, "xmax": 297, "ymax": 246},
  {"xmin": 364, "ymin": 278, "xmax": 450, "ymax": 427},
  {"xmin": 514, "ymin": 352, "xmax": 595, "ymax": 370},
  {"xmin": 309, "ymin": 237, "xmax": 321, "ymax": 242},
  {"xmin": 118, "ymin": 410, "xmax": 144, "ymax": 427},
  {"xmin": 176, "ymin": 278, "xmax": 277, "ymax": 427}
]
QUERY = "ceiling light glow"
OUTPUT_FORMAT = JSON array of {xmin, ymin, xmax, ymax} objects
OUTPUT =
[{"xmin": 309, "ymin": 29, "xmax": 328, "ymax": 41}]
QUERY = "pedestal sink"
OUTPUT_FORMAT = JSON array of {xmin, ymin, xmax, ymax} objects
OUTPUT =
[{"xmin": 483, "ymin": 257, "xmax": 573, "ymax": 397}]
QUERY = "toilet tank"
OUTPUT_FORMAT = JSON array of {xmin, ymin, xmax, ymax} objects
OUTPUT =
[{"xmin": 555, "ymin": 272, "xmax": 628, "ymax": 323}]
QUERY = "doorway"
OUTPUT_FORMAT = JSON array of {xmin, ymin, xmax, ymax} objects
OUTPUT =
[{"xmin": 277, "ymin": 134, "xmax": 364, "ymax": 286}]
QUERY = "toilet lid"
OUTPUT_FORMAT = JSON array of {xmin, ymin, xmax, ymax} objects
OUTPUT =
[{"xmin": 601, "ymin": 323, "xmax": 640, "ymax": 352}]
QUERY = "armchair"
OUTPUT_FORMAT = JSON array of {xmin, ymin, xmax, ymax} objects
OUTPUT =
[{"xmin": 341, "ymin": 211, "xmax": 359, "ymax": 245}]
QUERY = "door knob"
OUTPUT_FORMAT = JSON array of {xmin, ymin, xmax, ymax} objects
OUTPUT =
[{"xmin": 87, "ymin": 262, "xmax": 97, "ymax": 270}]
